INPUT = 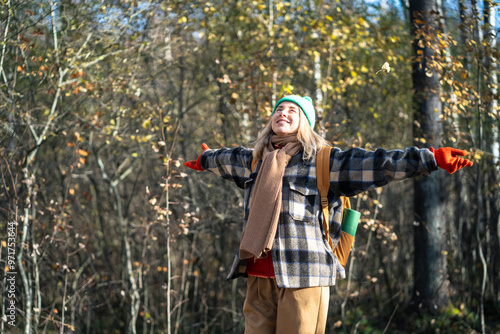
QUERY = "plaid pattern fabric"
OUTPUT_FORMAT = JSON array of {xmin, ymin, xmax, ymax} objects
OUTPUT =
[{"xmin": 201, "ymin": 146, "xmax": 437, "ymax": 288}]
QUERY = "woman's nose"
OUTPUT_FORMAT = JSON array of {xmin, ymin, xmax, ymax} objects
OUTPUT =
[{"xmin": 278, "ymin": 109, "xmax": 288, "ymax": 116}]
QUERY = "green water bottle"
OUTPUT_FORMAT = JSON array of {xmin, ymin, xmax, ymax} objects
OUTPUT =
[{"xmin": 341, "ymin": 208, "xmax": 361, "ymax": 237}]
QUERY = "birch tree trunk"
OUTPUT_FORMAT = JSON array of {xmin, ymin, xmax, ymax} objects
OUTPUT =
[
  {"xmin": 483, "ymin": 0, "xmax": 500, "ymax": 303},
  {"xmin": 483, "ymin": 1, "xmax": 498, "ymax": 163}
]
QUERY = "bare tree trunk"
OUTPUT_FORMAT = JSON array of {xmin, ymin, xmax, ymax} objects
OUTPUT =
[
  {"xmin": 473, "ymin": 59, "xmax": 487, "ymax": 334},
  {"xmin": 0, "ymin": 0, "xmax": 12, "ymax": 89},
  {"xmin": 60, "ymin": 270, "xmax": 69, "ymax": 334},
  {"xmin": 313, "ymin": 46, "xmax": 325, "ymax": 136},
  {"xmin": 18, "ymin": 170, "xmax": 34, "ymax": 334},
  {"xmin": 483, "ymin": 0, "xmax": 500, "ymax": 303},
  {"xmin": 483, "ymin": 1, "xmax": 498, "ymax": 161},
  {"xmin": 471, "ymin": 2, "xmax": 488, "ymax": 332},
  {"xmin": 162, "ymin": 114, "xmax": 182, "ymax": 334},
  {"xmin": 112, "ymin": 176, "xmax": 140, "ymax": 334},
  {"xmin": 455, "ymin": 0, "xmax": 475, "ymax": 306},
  {"xmin": 15, "ymin": 1, "xmax": 68, "ymax": 331},
  {"xmin": 166, "ymin": 182, "xmax": 172, "ymax": 334},
  {"xmin": 94, "ymin": 152, "xmax": 140, "ymax": 334},
  {"xmin": 33, "ymin": 220, "xmax": 42, "ymax": 333},
  {"xmin": 409, "ymin": 0, "xmax": 448, "ymax": 312}
]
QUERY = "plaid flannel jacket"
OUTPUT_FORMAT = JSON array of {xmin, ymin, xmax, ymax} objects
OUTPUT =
[{"xmin": 200, "ymin": 146, "xmax": 437, "ymax": 288}]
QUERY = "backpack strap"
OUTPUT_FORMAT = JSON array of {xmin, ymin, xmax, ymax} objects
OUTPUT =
[
  {"xmin": 251, "ymin": 157, "xmax": 259, "ymax": 172},
  {"xmin": 317, "ymin": 146, "xmax": 334, "ymax": 249},
  {"xmin": 317, "ymin": 146, "xmax": 351, "ymax": 250}
]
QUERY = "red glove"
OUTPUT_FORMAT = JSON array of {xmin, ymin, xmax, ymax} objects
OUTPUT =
[
  {"xmin": 184, "ymin": 143, "xmax": 210, "ymax": 171},
  {"xmin": 430, "ymin": 147, "xmax": 473, "ymax": 174}
]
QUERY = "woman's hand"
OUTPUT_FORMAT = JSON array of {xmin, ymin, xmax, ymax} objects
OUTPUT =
[
  {"xmin": 430, "ymin": 147, "xmax": 473, "ymax": 174},
  {"xmin": 184, "ymin": 143, "xmax": 210, "ymax": 171}
]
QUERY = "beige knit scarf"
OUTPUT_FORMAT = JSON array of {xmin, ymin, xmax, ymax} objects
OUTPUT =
[{"xmin": 239, "ymin": 134, "xmax": 302, "ymax": 260}]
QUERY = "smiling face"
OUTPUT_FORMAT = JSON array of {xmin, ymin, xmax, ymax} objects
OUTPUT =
[{"xmin": 271, "ymin": 101, "xmax": 301, "ymax": 136}]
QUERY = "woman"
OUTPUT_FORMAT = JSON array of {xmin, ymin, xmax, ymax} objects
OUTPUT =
[{"xmin": 184, "ymin": 95, "xmax": 472, "ymax": 333}]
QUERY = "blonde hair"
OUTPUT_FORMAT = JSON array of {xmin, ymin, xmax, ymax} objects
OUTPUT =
[{"xmin": 253, "ymin": 111, "xmax": 329, "ymax": 161}]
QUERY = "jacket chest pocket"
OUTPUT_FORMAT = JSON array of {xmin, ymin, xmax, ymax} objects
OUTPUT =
[{"xmin": 288, "ymin": 183, "xmax": 319, "ymax": 221}]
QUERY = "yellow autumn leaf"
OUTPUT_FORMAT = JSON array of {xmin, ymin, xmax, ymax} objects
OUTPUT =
[
  {"xmin": 358, "ymin": 17, "xmax": 369, "ymax": 28},
  {"xmin": 77, "ymin": 149, "xmax": 88, "ymax": 156}
]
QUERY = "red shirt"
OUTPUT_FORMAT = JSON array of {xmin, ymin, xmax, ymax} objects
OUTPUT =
[{"xmin": 246, "ymin": 253, "xmax": 275, "ymax": 278}]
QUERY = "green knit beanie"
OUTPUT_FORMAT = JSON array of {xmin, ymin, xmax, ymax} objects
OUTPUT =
[{"xmin": 272, "ymin": 95, "xmax": 316, "ymax": 129}]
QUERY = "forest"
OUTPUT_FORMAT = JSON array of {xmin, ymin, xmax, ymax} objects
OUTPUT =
[{"xmin": 0, "ymin": 0, "xmax": 499, "ymax": 333}]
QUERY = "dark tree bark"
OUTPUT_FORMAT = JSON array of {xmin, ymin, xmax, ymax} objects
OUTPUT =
[{"xmin": 409, "ymin": 0, "xmax": 448, "ymax": 312}]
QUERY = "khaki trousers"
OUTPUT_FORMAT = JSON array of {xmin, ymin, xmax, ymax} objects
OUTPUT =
[{"xmin": 243, "ymin": 276, "xmax": 330, "ymax": 334}]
